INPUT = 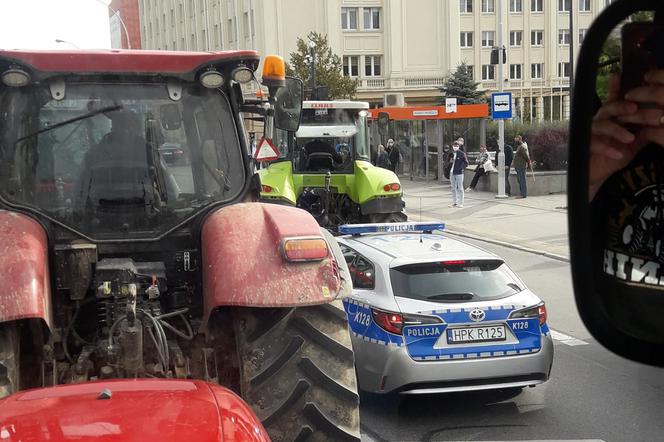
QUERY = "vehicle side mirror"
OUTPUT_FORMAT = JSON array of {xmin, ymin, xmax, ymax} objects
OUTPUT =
[
  {"xmin": 273, "ymin": 76, "xmax": 303, "ymax": 132},
  {"xmin": 569, "ymin": 1, "xmax": 664, "ymax": 367},
  {"xmin": 160, "ymin": 104, "xmax": 181, "ymax": 130}
]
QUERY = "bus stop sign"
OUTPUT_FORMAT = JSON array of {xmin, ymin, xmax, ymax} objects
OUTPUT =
[{"xmin": 491, "ymin": 92, "xmax": 512, "ymax": 120}]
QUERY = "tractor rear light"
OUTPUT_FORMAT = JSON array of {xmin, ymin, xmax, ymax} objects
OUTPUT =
[
  {"xmin": 383, "ymin": 183, "xmax": 400, "ymax": 192},
  {"xmin": 262, "ymin": 185, "xmax": 272, "ymax": 193},
  {"xmin": 371, "ymin": 308, "xmax": 404, "ymax": 335},
  {"xmin": 231, "ymin": 66, "xmax": 254, "ymax": 84},
  {"xmin": 282, "ymin": 237, "xmax": 329, "ymax": 262},
  {"xmin": 199, "ymin": 70, "xmax": 225, "ymax": 88},
  {"xmin": 383, "ymin": 184, "xmax": 391, "ymax": 192},
  {"xmin": 2, "ymin": 68, "xmax": 30, "ymax": 87}
]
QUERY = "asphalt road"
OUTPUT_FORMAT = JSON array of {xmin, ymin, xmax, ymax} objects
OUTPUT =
[{"xmin": 359, "ymin": 238, "xmax": 664, "ymax": 442}]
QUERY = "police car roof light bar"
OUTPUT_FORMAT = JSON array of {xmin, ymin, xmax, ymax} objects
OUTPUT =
[{"xmin": 338, "ymin": 222, "xmax": 445, "ymax": 236}]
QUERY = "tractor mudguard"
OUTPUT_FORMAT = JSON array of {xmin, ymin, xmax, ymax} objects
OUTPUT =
[
  {"xmin": 354, "ymin": 160, "xmax": 404, "ymax": 207},
  {"xmin": 0, "ymin": 210, "xmax": 52, "ymax": 330},
  {"xmin": 201, "ymin": 203, "xmax": 342, "ymax": 323},
  {"xmin": 257, "ymin": 161, "xmax": 297, "ymax": 205},
  {"xmin": 0, "ymin": 379, "xmax": 269, "ymax": 442}
]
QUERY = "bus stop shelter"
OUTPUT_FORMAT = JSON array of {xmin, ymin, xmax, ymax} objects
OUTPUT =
[{"xmin": 369, "ymin": 104, "xmax": 489, "ymax": 182}]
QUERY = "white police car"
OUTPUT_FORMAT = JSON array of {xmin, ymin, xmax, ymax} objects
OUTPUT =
[{"xmin": 338, "ymin": 222, "xmax": 553, "ymax": 394}]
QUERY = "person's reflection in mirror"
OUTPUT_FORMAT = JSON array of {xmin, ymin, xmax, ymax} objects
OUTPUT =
[{"xmin": 589, "ymin": 73, "xmax": 664, "ymax": 201}]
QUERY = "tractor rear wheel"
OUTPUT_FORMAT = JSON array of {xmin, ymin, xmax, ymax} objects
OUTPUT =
[
  {"xmin": 0, "ymin": 323, "xmax": 20, "ymax": 398},
  {"xmin": 233, "ymin": 302, "xmax": 361, "ymax": 442}
]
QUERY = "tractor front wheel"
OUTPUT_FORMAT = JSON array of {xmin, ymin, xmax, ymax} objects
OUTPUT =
[
  {"xmin": 233, "ymin": 302, "xmax": 361, "ymax": 442},
  {"xmin": 0, "ymin": 323, "xmax": 20, "ymax": 398}
]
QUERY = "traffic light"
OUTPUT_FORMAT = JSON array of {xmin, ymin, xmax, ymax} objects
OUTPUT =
[{"xmin": 490, "ymin": 47, "xmax": 507, "ymax": 65}]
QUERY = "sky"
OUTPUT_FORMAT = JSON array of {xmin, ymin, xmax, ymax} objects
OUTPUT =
[{"xmin": 0, "ymin": 0, "xmax": 111, "ymax": 49}]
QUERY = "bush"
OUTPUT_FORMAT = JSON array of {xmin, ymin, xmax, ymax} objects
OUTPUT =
[{"xmin": 486, "ymin": 121, "xmax": 568, "ymax": 171}]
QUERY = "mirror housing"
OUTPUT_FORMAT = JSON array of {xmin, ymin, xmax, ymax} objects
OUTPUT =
[
  {"xmin": 273, "ymin": 77, "xmax": 303, "ymax": 132},
  {"xmin": 569, "ymin": 0, "xmax": 664, "ymax": 367}
]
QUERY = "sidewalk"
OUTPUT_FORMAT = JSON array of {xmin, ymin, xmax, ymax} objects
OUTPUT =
[{"xmin": 400, "ymin": 178, "xmax": 569, "ymax": 260}]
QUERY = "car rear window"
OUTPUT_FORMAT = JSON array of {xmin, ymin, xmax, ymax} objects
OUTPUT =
[{"xmin": 390, "ymin": 260, "xmax": 523, "ymax": 302}]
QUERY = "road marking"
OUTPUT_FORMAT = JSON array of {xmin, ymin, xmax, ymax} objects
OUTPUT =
[{"xmin": 550, "ymin": 329, "xmax": 589, "ymax": 346}]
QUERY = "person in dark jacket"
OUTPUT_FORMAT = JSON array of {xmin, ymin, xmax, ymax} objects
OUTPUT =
[
  {"xmin": 513, "ymin": 139, "xmax": 531, "ymax": 198},
  {"xmin": 376, "ymin": 144, "xmax": 391, "ymax": 169},
  {"xmin": 387, "ymin": 139, "xmax": 400, "ymax": 173},
  {"xmin": 447, "ymin": 142, "xmax": 469, "ymax": 207}
]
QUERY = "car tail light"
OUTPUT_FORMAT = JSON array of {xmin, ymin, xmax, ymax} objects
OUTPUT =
[
  {"xmin": 371, "ymin": 308, "xmax": 403, "ymax": 334},
  {"xmin": 510, "ymin": 302, "xmax": 547, "ymax": 326},
  {"xmin": 371, "ymin": 309, "xmax": 442, "ymax": 335},
  {"xmin": 383, "ymin": 183, "xmax": 400, "ymax": 192},
  {"xmin": 442, "ymin": 260, "xmax": 467, "ymax": 265},
  {"xmin": 282, "ymin": 238, "xmax": 329, "ymax": 262},
  {"xmin": 262, "ymin": 185, "xmax": 272, "ymax": 193}
]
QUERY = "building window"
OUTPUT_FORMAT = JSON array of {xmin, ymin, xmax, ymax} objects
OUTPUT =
[
  {"xmin": 460, "ymin": 0, "xmax": 473, "ymax": 13},
  {"xmin": 558, "ymin": 29, "xmax": 570, "ymax": 45},
  {"xmin": 510, "ymin": 31, "xmax": 523, "ymax": 47},
  {"xmin": 343, "ymin": 56, "xmax": 359, "ymax": 77},
  {"xmin": 364, "ymin": 7, "xmax": 380, "ymax": 29},
  {"xmin": 509, "ymin": 64, "xmax": 522, "ymax": 80},
  {"xmin": 482, "ymin": 64, "xmax": 495, "ymax": 80},
  {"xmin": 579, "ymin": 28, "xmax": 588, "ymax": 44},
  {"xmin": 558, "ymin": 62, "xmax": 571, "ymax": 77},
  {"xmin": 531, "ymin": 63, "xmax": 543, "ymax": 79},
  {"xmin": 467, "ymin": 65, "xmax": 474, "ymax": 79},
  {"xmin": 558, "ymin": 0, "xmax": 571, "ymax": 12},
  {"xmin": 531, "ymin": 30, "xmax": 544, "ymax": 46},
  {"xmin": 481, "ymin": 31, "xmax": 495, "ymax": 47},
  {"xmin": 605, "ymin": 0, "xmax": 617, "ymax": 6},
  {"xmin": 580, "ymin": 0, "xmax": 591, "ymax": 12},
  {"xmin": 365, "ymin": 55, "xmax": 382, "ymax": 77},
  {"xmin": 482, "ymin": 0, "xmax": 495, "ymax": 13},
  {"xmin": 341, "ymin": 7, "xmax": 358, "ymax": 30},
  {"xmin": 510, "ymin": 0, "xmax": 522, "ymax": 13},
  {"xmin": 460, "ymin": 32, "xmax": 473, "ymax": 48},
  {"xmin": 531, "ymin": 0, "xmax": 543, "ymax": 12}
]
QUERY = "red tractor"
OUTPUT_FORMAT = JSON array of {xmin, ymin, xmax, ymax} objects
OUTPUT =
[{"xmin": 0, "ymin": 49, "xmax": 360, "ymax": 441}]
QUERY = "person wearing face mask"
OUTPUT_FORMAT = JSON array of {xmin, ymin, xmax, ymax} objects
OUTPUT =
[{"xmin": 447, "ymin": 142, "xmax": 468, "ymax": 207}]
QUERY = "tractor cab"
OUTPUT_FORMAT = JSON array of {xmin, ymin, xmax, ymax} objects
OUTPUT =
[{"xmin": 259, "ymin": 100, "xmax": 406, "ymax": 229}]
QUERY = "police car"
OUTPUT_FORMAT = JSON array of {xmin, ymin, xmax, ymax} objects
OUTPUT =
[{"xmin": 338, "ymin": 222, "xmax": 553, "ymax": 394}]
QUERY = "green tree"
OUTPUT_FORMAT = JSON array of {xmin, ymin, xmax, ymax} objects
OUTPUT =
[
  {"xmin": 286, "ymin": 32, "xmax": 357, "ymax": 99},
  {"xmin": 596, "ymin": 36, "xmax": 621, "ymax": 102},
  {"xmin": 439, "ymin": 62, "xmax": 485, "ymax": 104}
]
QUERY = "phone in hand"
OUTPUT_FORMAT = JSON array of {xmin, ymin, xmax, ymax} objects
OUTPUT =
[{"xmin": 619, "ymin": 22, "xmax": 664, "ymax": 99}]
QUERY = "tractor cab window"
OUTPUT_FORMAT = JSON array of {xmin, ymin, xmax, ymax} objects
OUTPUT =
[{"xmin": 0, "ymin": 81, "xmax": 244, "ymax": 240}]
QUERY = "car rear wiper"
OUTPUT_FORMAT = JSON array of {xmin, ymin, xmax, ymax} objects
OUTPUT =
[
  {"xmin": 427, "ymin": 292, "xmax": 476, "ymax": 302},
  {"xmin": 507, "ymin": 282, "xmax": 522, "ymax": 292}
]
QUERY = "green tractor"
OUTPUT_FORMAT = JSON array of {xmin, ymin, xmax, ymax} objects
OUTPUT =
[{"xmin": 258, "ymin": 100, "xmax": 406, "ymax": 229}]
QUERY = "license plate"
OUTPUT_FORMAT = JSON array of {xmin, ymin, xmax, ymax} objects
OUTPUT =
[{"xmin": 447, "ymin": 325, "xmax": 506, "ymax": 344}]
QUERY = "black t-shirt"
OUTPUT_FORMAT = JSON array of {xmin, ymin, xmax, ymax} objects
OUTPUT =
[{"xmin": 591, "ymin": 143, "xmax": 664, "ymax": 342}]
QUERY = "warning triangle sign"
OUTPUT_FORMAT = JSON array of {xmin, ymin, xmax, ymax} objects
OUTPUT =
[{"xmin": 254, "ymin": 137, "xmax": 280, "ymax": 162}]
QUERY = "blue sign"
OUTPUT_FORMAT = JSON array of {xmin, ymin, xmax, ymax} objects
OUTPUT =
[{"xmin": 491, "ymin": 92, "xmax": 513, "ymax": 119}]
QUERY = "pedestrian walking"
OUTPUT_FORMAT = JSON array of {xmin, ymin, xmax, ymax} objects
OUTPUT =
[
  {"xmin": 513, "ymin": 137, "xmax": 531, "ymax": 198},
  {"xmin": 447, "ymin": 142, "xmax": 468, "ymax": 208},
  {"xmin": 387, "ymin": 138, "xmax": 401, "ymax": 174},
  {"xmin": 466, "ymin": 143, "xmax": 490, "ymax": 191},
  {"xmin": 376, "ymin": 144, "xmax": 391, "ymax": 169}
]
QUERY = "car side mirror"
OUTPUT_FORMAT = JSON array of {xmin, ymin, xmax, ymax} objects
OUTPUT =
[
  {"xmin": 160, "ymin": 104, "xmax": 181, "ymax": 130},
  {"xmin": 569, "ymin": 1, "xmax": 664, "ymax": 367},
  {"xmin": 273, "ymin": 76, "xmax": 303, "ymax": 132}
]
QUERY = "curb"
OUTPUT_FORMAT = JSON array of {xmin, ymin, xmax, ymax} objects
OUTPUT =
[{"xmin": 444, "ymin": 228, "xmax": 570, "ymax": 263}]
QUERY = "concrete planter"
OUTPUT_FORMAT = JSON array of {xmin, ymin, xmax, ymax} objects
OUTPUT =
[{"xmin": 463, "ymin": 166, "xmax": 566, "ymax": 196}]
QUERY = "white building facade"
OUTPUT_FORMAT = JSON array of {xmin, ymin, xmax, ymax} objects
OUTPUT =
[{"xmin": 137, "ymin": 0, "xmax": 617, "ymax": 121}]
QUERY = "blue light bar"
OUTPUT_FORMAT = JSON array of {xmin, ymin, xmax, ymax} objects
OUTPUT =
[{"xmin": 338, "ymin": 222, "xmax": 445, "ymax": 235}]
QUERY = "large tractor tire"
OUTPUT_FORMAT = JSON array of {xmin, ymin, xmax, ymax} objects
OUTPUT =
[
  {"xmin": 0, "ymin": 323, "xmax": 20, "ymax": 398},
  {"xmin": 233, "ymin": 301, "xmax": 361, "ymax": 442},
  {"xmin": 368, "ymin": 212, "xmax": 407, "ymax": 223}
]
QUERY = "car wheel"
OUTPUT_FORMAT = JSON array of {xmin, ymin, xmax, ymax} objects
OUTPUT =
[{"xmin": 233, "ymin": 302, "xmax": 361, "ymax": 442}]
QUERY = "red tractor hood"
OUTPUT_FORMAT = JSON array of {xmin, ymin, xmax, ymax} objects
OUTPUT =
[{"xmin": 0, "ymin": 379, "xmax": 268, "ymax": 442}]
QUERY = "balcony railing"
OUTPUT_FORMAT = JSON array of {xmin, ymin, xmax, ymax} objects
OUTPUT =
[
  {"xmin": 403, "ymin": 77, "xmax": 445, "ymax": 87},
  {"xmin": 359, "ymin": 78, "xmax": 386, "ymax": 88}
]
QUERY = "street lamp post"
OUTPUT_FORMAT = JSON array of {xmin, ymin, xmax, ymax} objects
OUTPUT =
[
  {"xmin": 496, "ymin": 0, "xmax": 507, "ymax": 199},
  {"xmin": 308, "ymin": 40, "xmax": 316, "ymax": 99}
]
